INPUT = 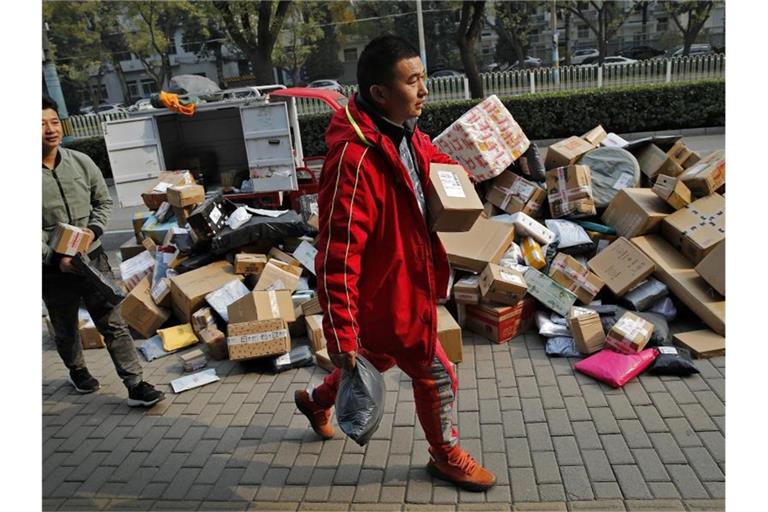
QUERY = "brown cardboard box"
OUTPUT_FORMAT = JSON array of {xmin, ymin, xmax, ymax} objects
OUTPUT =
[
  {"xmin": 78, "ymin": 321, "xmax": 105, "ymax": 349},
  {"xmin": 587, "ymin": 237, "xmax": 655, "ymax": 296},
  {"xmin": 658, "ymin": 140, "xmax": 692, "ymax": 177},
  {"xmin": 486, "ymin": 171, "xmax": 547, "ymax": 217},
  {"xmin": 683, "ymin": 151, "xmax": 701, "ymax": 169},
  {"xmin": 436, "ymin": 306, "xmax": 463, "ymax": 363},
  {"xmin": 166, "ymin": 184, "xmax": 205, "ymax": 208},
  {"xmin": 198, "ymin": 326, "xmax": 228, "ymax": 360},
  {"xmin": 227, "ymin": 319, "xmax": 290, "ymax": 361},
  {"xmin": 634, "ymin": 141, "xmax": 690, "ymax": 179},
  {"xmin": 605, "ymin": 311, "xmax": 654, "ymax": 354},
  {"xmin": 652, "ymin": 174, "xmax": 692, "ymax": 210},
  {"xmin": 581, "ymin": 125, "xmax": 608, "ymax": 147},
  {"xmin": 254, "ymin": 261, "xmax": 301, "ymax": 292},
  {"xmin": 426, "ymin": 163, "xmax": 483, "ymax": 232},
  {"xmin": 630, "ymin": 235, "xmax": 725, "ymax": 335},
  {"xmin": 673, "ymin": 329, "xmax": 725, "ymax": 358},
  {"xmin": 544, "ymin": 136, "xmax": 595, "ymax": 169},
  {"xmin": 545, "ymin": 165, "xmax": 596, "ymax": 218},
  {"xmin": 141, "ymin": 171, "xmax": 196, "ymax": 210},
  {"xmin": 568, "ymin": 307, "xmax": 605, "ymax": 355},
  {"xmin": 49, "ymin": 223, "xmax": 95, "ymax": 256},
  {"xmin": 234, "ymin": 253, "xmax": 268, "ymax": 275},
  {"xmin": 549, "ymin": 253, "xmax": 604, "ymax": 304},
  {"xmin": 121, "ymin": 276, "xmax": 171, "ymax": 339},
  {"xmin": 601, "ymin": 188, "xmax": 673, "ymax": 238},
  {"xmin": 478, "ymin": 263, "xmax": 527, "ymax": 305},
  {"xmin": 694, "ymin": 240, "xmax": 725, "ymax": 296},
  {"xmin": 191, "ymin": 307, "xmax": 216, "ymax": 334},
  {"xmin": 465, "ymin": 296, "xmax": 537, "ymax": 344},
  {"xmin": 268, "ymin": 258, "xmax": 303, "ymax": 277},
  {"xmin": 169, "ymin": 260, "xmax": 244, "ymax": 323},
  {"xmin": 315, "ymin": 347, "xmax": 335, "ymax": 372},
  {"xmin": 172, "ymin": 205, "xmax": 194, "ymax": 226},
  {"xmin": 227, "ymin": 290, "xmax": 296, "ymax": 324},
  {"xmin": 305, "ymin": 314, "xmax": 326, "ymax": 352},
  {"xmin": 301, "ymin": 297, "xmax": 323, "ymax": 316},
  {"xmin": 661, "ymin": 193, "xmax": 724, "ymax": 264},
  {"xmin": 307, "ymin": 214, "xmax": 320, "ymax": 231},
  {"xmin": 438, "ymin": 217, "xmax": 515, "ymax": 273},
  {"xmin": 268, "ymin": 247, "xmax": 302, "ymax": 268},
  {"xmin": 453, "ymin": 275, "xmax": 481, "ymax": 304},
  {"xmin": 150, "ymin": 277, "xmax": 172, "ymax": 308},
  {"xmin": 133, "ymin": 212, "xmax": 153, "ymax": 242},
  {"xmin": 678, "ymin": 150, "xmax": 725, "ymax": 197},
  {"xmin": 119, "ymin": 239, "xmax": 146, "ymax": 261}
]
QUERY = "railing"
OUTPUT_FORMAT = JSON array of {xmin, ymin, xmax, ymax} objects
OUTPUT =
[{"xmin": 63, "ymin": 55, "xmax": 724, "ymax": 140}]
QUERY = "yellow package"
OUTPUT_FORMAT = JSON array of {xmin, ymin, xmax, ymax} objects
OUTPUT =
[
  {"xmin": 521, "ymin": 236, "xmax": 546, "ymax": 270},
  {"xmin": 158, "ymin": 323, "xmax": 199, "ymax": 352}
]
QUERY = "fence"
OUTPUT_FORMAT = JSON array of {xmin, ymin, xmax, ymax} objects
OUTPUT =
[{"xmin": 63, "ymin": 54, "xmax": 724, "ymax": 140}]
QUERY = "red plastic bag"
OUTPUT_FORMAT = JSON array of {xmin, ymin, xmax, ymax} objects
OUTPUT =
[{"xmin": 575, "ymin": 348, "xmax": 658, "ymax": 388}]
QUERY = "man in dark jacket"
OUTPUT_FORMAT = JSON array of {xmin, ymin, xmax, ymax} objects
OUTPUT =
[
  {"xmin": 294, "ymin": 35, "xmax": 496, "ymax": 491},
  {"xmin": 42, "ymin": 96, "xmax": 164, "ymax": 407}
]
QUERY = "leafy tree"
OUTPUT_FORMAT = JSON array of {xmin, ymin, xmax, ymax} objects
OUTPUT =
[
  {"xmin": 304, "ymin": 2, "xmax": 351, "ymax": 82},
  {"xmin": 456, "ymin": 1, "xmax": 485, "ymax": 98},
  {"xmin": 563, "ymin": 1, "xmax": 638, "ymax": 64},
  {"xmin": 664, "ymin": 0, "xmax": 717, "ymax": 56},
  {"xmin": 487, "ymin": 1, "xmax": 542, "ymax": 68},
  {"xmin": 273, "ymin": 3, "xmax": 323, "ymax": 85}
]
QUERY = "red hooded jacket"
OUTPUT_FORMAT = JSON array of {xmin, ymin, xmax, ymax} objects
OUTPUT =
[{"xmin": 314, "ymin": 95, "xmax": 458, "ymax": 363}]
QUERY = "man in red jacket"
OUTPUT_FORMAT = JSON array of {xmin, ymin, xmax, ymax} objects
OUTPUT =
[{"xmin": 294, "ymin": 35, "xmax": 496, "ymax": 492}]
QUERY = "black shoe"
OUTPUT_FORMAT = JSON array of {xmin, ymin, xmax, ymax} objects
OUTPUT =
[
  {"xmin": 68, "ymin": 368, "xmax": 100, "ymax": 394},
  {"xmin": 127, "ymin": 381, "xmax": 166, "ymax": 407}
]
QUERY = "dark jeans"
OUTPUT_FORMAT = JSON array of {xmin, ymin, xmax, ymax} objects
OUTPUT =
[{"xmin": 42, "ymin": 249, "xmax": 143, "ymax": 389}]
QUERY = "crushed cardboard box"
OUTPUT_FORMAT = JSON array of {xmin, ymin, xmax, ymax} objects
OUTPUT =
[
  {"xmin": 588, "ymin": 237, "xmax": 655, "ymax": 297},
  {"xmin": 661, "ymin": 193, "xmax": 724, "ymax": 264},
  {"xmin": 601, "ymin": 188, "xmax": 673, "ymax": 239}
]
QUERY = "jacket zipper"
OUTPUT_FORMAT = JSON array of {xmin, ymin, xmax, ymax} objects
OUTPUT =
[{"xmin": 51, "ymin": 170, "xmax": 73, "ymax": 224}]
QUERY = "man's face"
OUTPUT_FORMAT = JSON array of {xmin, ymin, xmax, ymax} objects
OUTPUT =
[
  {"xmin": 370, "ymin": 56, "xmax": 428, "ymax": 125},
  {"xmin": 42, "ymin": 108, "xmax": 63, "ymax": 152}
]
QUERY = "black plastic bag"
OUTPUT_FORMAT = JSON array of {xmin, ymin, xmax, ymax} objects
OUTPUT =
[
  {"xmin": 335, "ymin": 355, "xmax": 385, "ymax": 446},
  {"xmin": 70, "ymin": 253, "xmax": 126, "ymax": 306},
  {"xmin": 271, "ymin": 345, "xmax": 314, "ymax": 373},
  {"xmin": 210, "ymin": 210, "xmax": 310, "ymax": 254},
  {"xmin": 647, "ymin": 347, "xmax": 700, "ymax": 376}
]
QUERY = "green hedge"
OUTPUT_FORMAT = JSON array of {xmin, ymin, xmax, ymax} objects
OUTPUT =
[
  {"xmin": 298, "ymin": 79, "xmax": 725, "ymax": 156},
  {"xmin": 65, "ymin": 80, "xmax": 724, "ymax": 178}
]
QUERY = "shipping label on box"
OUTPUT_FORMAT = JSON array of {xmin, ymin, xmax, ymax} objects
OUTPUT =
[
  {"xmin": 486, "ymin": 171, "xmax": 546, "ymax": 217},
  {"xmin": 523, "ymin": 267, "xmax": 578, "ymax": 316},
  {"xmin": 479, "ymin": 263, "xmax": 527, "ymax": 305},
  {"xmin": 661, "ymin": 193, "xmax": 724, "ymax": 264},
  {"xmin": 292, "ymin": 241, "xmax": 318, "ymax": 275},
  {"xmin": 465, "ymin": 296, "xmax": 537, "ymax": 344},
  {"xmin": 205, "ymin": 279, "xmax": 251, "ymax": 323},
  {"xmin": 679, "ymin": 150, "xmax": 725, "ymax": 197},
  {"xmin": 49, "ymin": 223, "xmax": 94, "ymax": 256},
  {"xmin": 234, "ymin": 253, "xmax": 268, "ymax": 275},
  {"xmin": 227, "ymin": 319, "xmax": 291, "ymax": 361},
  {"xmin": 544, "ymin": 136, "xmax": 595, "ymax": 170},
  {"xmin": 601, "ymin": 188, "xmax": 673, "ymax": 239},
  {"xmin": 546, "ymin": 165, "xmax": 596, "ymax": 218},
  {"xmin": 549, "ymin": 253, "xmax": 604, "ymax": 304},
  {"xmin": 426, "ymin": 163, "xmax": 483, "ymax": 232},
  {"xmin": 605, "ymin": 312, "xmax": 654, "ymax": 354},
  {"xmin": 568, "ymin": 307, "xmax": 605, "ymax": 355},
  {"xmin": 436, "ymin": 306, "xmax": 463, "ymax": 363},
  {"xmin": 433, "ymin": 95, "xmax": 530, "ymax": 182},
  {"xmin": 588, "ymin": 237, "xmax": 656, "ymax": 296},
  {"xmin": 653, "ymin": 174, "xmax": 692, "ymax": 210},
  {"xmin": 119, "ymin": 250, "xmax": 155, "ymax": 292},
  {"xmin": 453, "ymin": 275, "xmax": 481, "ymax": 304}
]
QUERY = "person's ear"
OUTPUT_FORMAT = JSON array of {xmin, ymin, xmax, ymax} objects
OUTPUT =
[{"xmin": 369, "ymin": 84, "xmax": 388, "ymax": 107}]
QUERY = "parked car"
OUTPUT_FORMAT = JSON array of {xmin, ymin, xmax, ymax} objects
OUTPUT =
[
  {"xmin": 82, "ymin": 103, "xmax": 127, "ymax": 115},
  {"xmin": 586, "ymin": 56, "xmax": 639, "ymax": 67},
  {"xmin": 127, "ymin": 98, "xmax": 154, "ymax": 113},
  {"xmin": 307, "ymin": 79, "xmax": 343, "ymax": 92},
  {"xmin": 508, "ymin": 56, "xmax": 543, "ymax": 70},
  {"xmin": 571, "ymin": 48, "xmax": 599, "ymax": 65},
  {"xmin": 429, "ymin": 69, "xmax": 464, "ymax": 79},
  {"xmin": 616, "ymin": 45, "xmax": 665, "ymax": 60},
  {"xmin": 668, "ymin": 43, "xmax": 715, "ymax": 58}
]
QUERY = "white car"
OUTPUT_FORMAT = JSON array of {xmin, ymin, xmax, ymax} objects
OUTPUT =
[
  {"xmin": 82, "ymin": 103, "xmax": 127, "ymax": 115},
  {"xmin": 571, "ymin": 48, "xmax": 599, "ymax": 65},
  {"xmin": 307, "ymin": 79, "xmax": 343, "ymax": 92},
  {"xmin": 601, "ymin": 56, "xmax": 639, "ymax": 66},
  {"xmin": 669, "ymin": 44, "xmax": 714, "ymax": 58},
  {"xmin": 430, "ymin": 69, "xmax": 464, "ymax": 79}
]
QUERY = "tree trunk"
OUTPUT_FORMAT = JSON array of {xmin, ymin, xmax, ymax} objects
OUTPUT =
[
  {"xmin": 249, "ymin": 51, "xmax": 275, "ymax": 85},
  {"xmin": 456, "ymin": 2, "xmax": 485, "ymax": 99},
  {"xmin": 564, "ymin": 10, "xmax": 571, "ymax": 66},
  {"xmin": 213, "ymin": 42, "xmax": 225, "ymax": 88},
  {"xmin": 112, "ymin": 61, "xmax": 130, "ymax": 104}
]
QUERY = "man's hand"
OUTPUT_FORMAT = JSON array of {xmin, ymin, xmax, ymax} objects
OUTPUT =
[
  {"xmin": 83, "ymin": 228, "xmax": 95, "ymax": 251},
  {"xmin": 330, "ymin": 350, "xmax": 357, "ymax": 371},
  {"xmin": 59, "ymin": 256, "xmax": 75, "ymax": 273}
]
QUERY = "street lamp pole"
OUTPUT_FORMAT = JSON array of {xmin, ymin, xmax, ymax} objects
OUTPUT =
[
  {"xmin": 416, "ymin": 0, "xmax": 428, "ymax": 72},
  {"xmin": 552, "ymin": 0, "xmax": 560, "ymax": 85},
  {"xmin": 43, "ymin": 20, "xmax": 70, "ymax": 118}
]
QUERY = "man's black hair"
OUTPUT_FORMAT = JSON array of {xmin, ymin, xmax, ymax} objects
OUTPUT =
[
  {"xmin": 43, "ymin": 95, "xmax": 59, "ymax": 114},
  {"xmin": 357, "ymin": 34, "xmax": 420, "ymax": 104}
]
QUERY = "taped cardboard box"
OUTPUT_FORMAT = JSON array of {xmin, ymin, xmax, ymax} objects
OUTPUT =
[
  {"xmin": 544, "ymin": 136, "xmax": 595, "ymax": 170},
  {"xmin": 453, "ymin": 275, "xmax": 481, "ymax": 304},
  {"xmin": 545, "ymin": 165, "xmax": 596, "ymax": 218},
  {"xmin": 652, "ymin": 174, "xmax": 692, "ymax": 210},
  {"xmin": 630, "ymin": 235, "xmax": 725, "ymax": 335},
  {"xmin": 479, "ymin": 263, "xmax": 527, "ymax": 305},
  {"xmin": 673, "ymin": 329, "xmax": 725, "ymax": 359},
  {"xmin": 315, "ymin": 347, "xmax": 335, "ymax": 372},
  {"xmin": 523, "ymin": 267, "xmax": 578, "ymax": 316},
  {"xmin": 49, "ymin": 223, "xmax": 94, "ymax": 256},
  {"xmin": 568, "ymin": 307, "xmax": 605, "ymax": 355},
  {"xmin": 549, "ymin": 253, "xmax": 604, "ymax": 304},
  {"xmin": 301, "ymin": 296, "xmax": 323, "ymax": 316},
  {"xmin": 169, "ymin": 260, "xmax": 243, "ymax": 323},
  {"xmin": 205, "ymin": 280, "xmax": 251, "ymax": 323},
  {"xmin": 119, "ymin": 250, "xmax": 155, "ymax": 292},
  {"xmin": 142, "ymin": 171, "xmax": 196, "ymax": 210},
  {"xmin": 255, "ymin": 261, "xmax": 301, "ymax": 292},
  {"xmin": 438, "ymin": 217, "xmax": 515, "ymax": 273},
  {"xmin": 78, "ymin": 319, "xmax": 105, "ymax": 349},
  {"xmin": 605, "ymin": 311, "xmax": 654, "ymax": 354},
  {"xmin": 433, "ymin": 94, "xmax": 530, "ymax": 182},
  {"xmin": 486, "ymin": 171, "xmax": 547, "ymax": 217},
  {"xmin": 633, "ymin": 140, "xmax": 689, "ymax": 179},
  {"xmin": 305, "ymin": 314, "xmax": 326, "ymax": 352},
  {"xmin": 121, "ymin": 275, "xmax": 171, "ymax": 339},
  {"xmin": 581, "ymin": 125, "xmax": 608, "ymax": 147},
  {"xmin": 678, "ymin": 150, "xmax": 725, "ymax": 197},
  {"xmin": 228, "ymin": 290, "xmax": 296, "ymax": 324},
  {"xmin": 198, "ymin": 325, "xmax": 227, "ymax": 360},
  {"xmin": 694, "ymin": 239, "xmax": 725, "ymax": 296},
  {"xmin": 227, "ymin": 319, "xmax": 290, "ymax": 361},
  {"xmin": 167, "ymin": 184, "xmax": 205, "ymax": 209},
  {"xmin": 587, "ymin": 237, "xmax": 655, "ymax": 297},
  {"xmin": 437, "ymin": 306, "xmax": 463, "ymax": 363},
  {"xmin": 234, "ymin": 253, "xmax": 268, "ymax": 275},
  {"xmin": 268, "ymin": 247, "xmax": 302, "ymax": 267},
  {"xmin": 601, "ymin": 188, "xmax": 673, "ymax": 239},
  {"xmin": 661, "ymin": 193, "xmax": 724, "ymax": 264},
  {"xmin": 465, "ymin": 296, "xmax": 537, "ymax": 344},
  {"xmin": 426, "ymin": 163, "xmax": 483, "ymax": 232},
  {"xmin": 191, "ymin": 307, "xmax": 216, "ymax": 334},
  {"xmin": 133, "ymin": 212, "xmax": 153, "ymax": 242}
]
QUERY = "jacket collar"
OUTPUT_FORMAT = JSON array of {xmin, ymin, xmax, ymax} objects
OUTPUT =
[{"xmin": 354, "ymin": 94, "xmax": 417, "ymax": 148}]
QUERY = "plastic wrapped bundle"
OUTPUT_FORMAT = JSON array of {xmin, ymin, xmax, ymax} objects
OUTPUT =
[
  {"xmin": 210, "ymin": 211, "xmax": 311, "ymax": 254},
  {"xmin": 545, "ymin": 219, "xmax": 595, "ymax": 255},
  {"xmin": 545, "ymin": 336, "xmax": 581, "ymax": 357},
  {"xmin": 271, "ymin": 345, "xmax": 315, "ymax": 373},
  {"xmin": 71, "ymin": 253, "xmax": 126, "ymax": 306},
  {"xmin": 536, "ymin": 311, "xmax": 571, "ymax": 337},
  {"xmin": 577, "ymin": 146, "xmax": 641, "ymax": 208},
  {"xmin": 648, "ymin": 297, "xmax": 677, "ymax": 321},
  {"xmin": 622, "ymin": 278, "xmax": 669, "ymax": 311}
]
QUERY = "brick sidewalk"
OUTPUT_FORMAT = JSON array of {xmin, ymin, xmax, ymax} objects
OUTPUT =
[{"xmin": 42, "ymin": 322, "xmax": 725, "ymax": 512}]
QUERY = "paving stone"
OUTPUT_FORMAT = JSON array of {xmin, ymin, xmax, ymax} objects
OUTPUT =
[
  {"xmin": 631, "ymin": 448, "xmax": 670, "ymax": 482},
  {"xmin": 563, "ymin": 397, "xmax": 590, "ymax": 422},
  {"xmin": 685, "ymin": 499, "xmax": 726, "ymax": 511},
  {"xmin": 196, "ymin": 454, "xmax": 229, "ymax": 485},
  {"xmin": 506, "ymin": 438, "xmax": 533, "ymax": 467},
  {"xmin": 302, "ymin": 467, "xmax": 335, "ymax": 502},
  {"xmin": 183, "ymin": 439, "xmax": 218, "ymax": 468},
  {"xmin": 708, "ymin": 378, "xmax": 725, "ymax": 402},
  {"xmin": 545, "ymin": 409, "xmax": 573, "ymax": 436},
  {"xmin": 557, "ymin": 376, "xmax": 581, "ymax": 397},
  {"xmin": 665, "ymin": 417, "xmax": 703, "ymax": 448},
  {"xmin": 712, "ymin": 415, "xmax": 725, "ymax": 435},
  {"xmin": 581, "ymin": 386, "xmax": 609, "ymax": 408},
  {"xmin": 527, "ymin": 422, "xmax": 554, "ymax": 452},
  {"xmin": 553, "ymin": 436, "xmax": 582, "ymax": 466},
  {"xmin": 512, "ymin": 504, "xmax": 566, "ymax": 511},
  {"xmin": 458, "ymin": 387, "xmax": 479, "ymax": 412},
  {"xmin": 648, "ymin": 433, "xmax": 688, "ymax": 464},
  {"xmin": 477, "ymin": 378, "xmax": 500, "ymax": 400},
  {"xmin": 693, "ymin": 390, "xmax": 725, "ymax": 417},
  {"xmin": 634, "ymin": 405, "xmax": 668, "ymax": 433},
  {"xmin": 502, "ymin": 410, "xmax": 526, "ymax": 438},
  {"xmin": 572, "ymin": 421, "xmax": 601, "ymax": 450},
  {"xmin": 513, "ymin": 358, "xmax": 534, "ymax": 377},
  {"xmin": 378, "ymin": 485, "xmax": 406, "ymax": 504},
  {"xmin": 334, "ymin": 453, "xmax": 364, "ymax": 485},
  {"xmin": 540, "ymin": 386, "xmax": 565, "ymax": 409},
  {"xmin": 280, "ymin": 486, "xmax": 307, "ymax": 503},
  {"xmin": 538, "ymin": 483, "xmax": 565, "ymax": 502},
  {"xmin": 683, "ymin": 447, "xmax": 725, "ymax": 482},
  {"xmin": 703, "ymin": 481, "xmax": 726, "ymax": 499},
  {"xmin": 600, "ymin": 434, "xmax": 634, "ymax": 465},
  {"xmin": 383, "ymin": 455, "xmax": 411, "ymax": 486},
  {"xmin": 109, "ymin": 452, "xmax": 148, "ymax": 482},
  {"xmin": 253, "ymin": 467, "xmax": 290, "ymax": 501},
  {"xmin": 617, "ymin": 420, "xmax": 653, "ymax": 449},
  {"xmin": 592, "ymin": 482, "xmax": 624, "ymax": 501},
  {"xmin": 560, "ymin": 466, "xmax": 594, "ymax": 501},
  {"xmin": 581, "ymin": 450, "xmax": 615, "ymax": 482},
  {"xmin": 604, "ymin": 395, "xmax": 636, "ymax": 420},
  {"xmin": 509, "ymin": 467, "xmax": 539, "ymax": 502},
  {"xmin": 431, "ymin": 484, "xmax": 458, "ymax": 505},
  {"xmin": 589, "ymin": 407, "xmax": 620, "ymax": 434},
  {"xmin": 624, "ymin": 500, "xmax": 685, "ymax": 511},
  {"xmin": 666, "ymin": 464, "xmax": 709, "ymax": 499},
  {"xmin": 500, "ymin": 396, "xmax": 521, "ymax": 411},
  {"xmin": 532, "ymin": 451, "xmax": 561, "ymax": 484},
  {"xmin": 160, "ymin": 467, "xmax": 200, "ymax": 500},
  {"xmin": 518, "ymin": 376, "xmax": 540, "ymax": 398},
  {"xmin": 521, "ymin": 398, "xmax": 546, "ymax": 423},
  {"xmin": 680, "ymin": 403, "xmax": 719, "ymax": 431},
  {"xmin": 622, "ymin": 381, "xmax": 652, "ymax": 406},
  {"xmin": 273, "ymin": 440, "xmax": 301, "ymax": 468},
  {"xmin": 638, "ymin": 375, "xmax": 667, "ymax": 394},
  {"xmin": 613, "ymin": 465, "xmax": 653, "ymax": 499},
  {"xmin": 458, "ymin": 411, "xmax": 481, "ymax": 439},
  {"xmin": 662, "ymin": 380, "xmax": 698, "ymax": 404},
  {"xmin": 647, "ymin": 481, "xmax": 682, "ymax": 499},
  {"xmin": 648, "ymin": 392, "xmax": 684, "ymax": 418},
  {"xmin": 479, "ymin": 398, "xmax": 503, "ymax": 424},
  {"xmin": 698, "ymin": 431, "xmax": 725, "ymax": 464},
  {"xmin": 404, "ymin": 467, "xmax": 432, "ymax": 504}
]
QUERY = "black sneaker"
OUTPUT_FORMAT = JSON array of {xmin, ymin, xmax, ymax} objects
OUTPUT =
[
  {"xmin": 68, "ymin": 368, "xmax": 100, "ymax": 394},
  {"xmin": 127, "ymin": 381, "xmax": 166, "ymax": 407}
]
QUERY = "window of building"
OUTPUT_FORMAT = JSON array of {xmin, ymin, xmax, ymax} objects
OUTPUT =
[
  {"xmin": 578, "ymin": 25, "xmax": 589, "ymax": 39},
  {"xmin": 482, "ymin": 47, "xmax": 492, "ymax": 55},
  {"xmin": 657, "ymin": 17, "xmax": 668, "ymax": 32},
  {"xmin": 141, "ymin": 79, "xmax": 158, "ymax": 95},
  {"xmin": 343, "ymin": 48, "xmax": 358, "ymax": 63},
  {"xmin": 126, "ymin": 81, "xmax": 139, "ymax": 98},
  {"xmin": 90, "ymin": 83, "xmax": 108, "ymax": 97}
]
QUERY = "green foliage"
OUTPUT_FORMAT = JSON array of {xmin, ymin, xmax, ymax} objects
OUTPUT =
[
  {"xmin": 63, "ymin": 137, "xmax": 112, "ymax": 179},
  {"xmin": 298, "ymin": 80, "xmax": 725, "ymax": 155}
]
